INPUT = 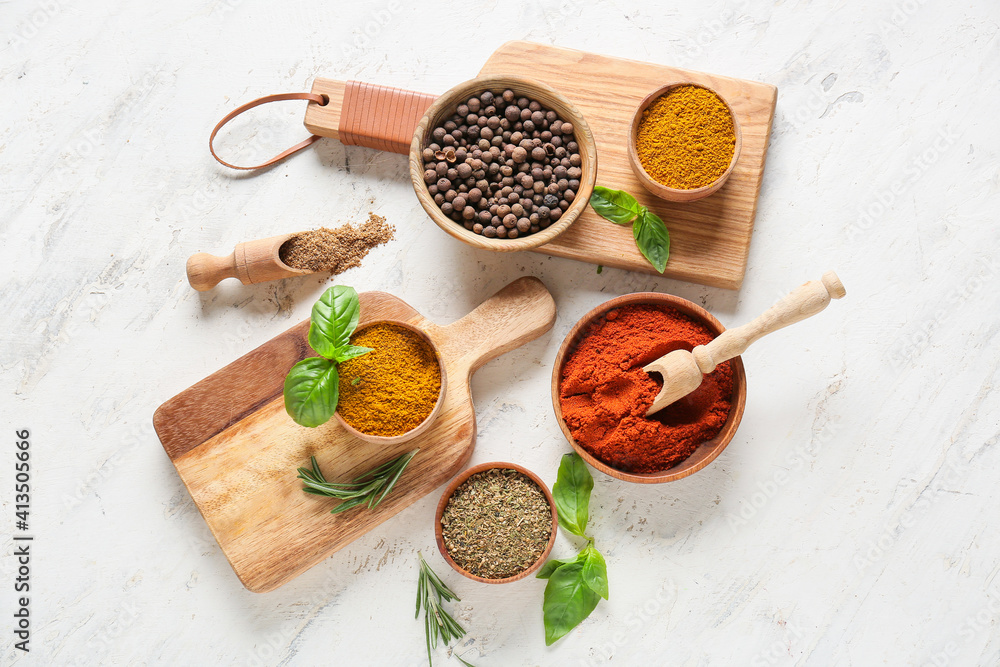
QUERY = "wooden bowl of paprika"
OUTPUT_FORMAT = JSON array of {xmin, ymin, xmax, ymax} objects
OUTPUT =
[
  {"xmin": 551, "ymin": 293, "xmax": 747, "ymax": 484},
  {"xmin": 434, "ymin": 461, "xmax": 558, "ymax": 584},
  {"xmin": 627, "ymin": 82, "xmax": 742, "ymax": 203},
  {"xmin": 333, "ymin": 319, "xmax": 447, "ymax": 445}
]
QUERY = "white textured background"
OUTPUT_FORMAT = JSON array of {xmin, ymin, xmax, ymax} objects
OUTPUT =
[{"xmin": 2, "ymin": 0, "xmax": 999, "ymax": 665}]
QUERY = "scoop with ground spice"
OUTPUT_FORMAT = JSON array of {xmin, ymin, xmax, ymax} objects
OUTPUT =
[
  {"xmin": 559, "ymin": 304, "xmax": 734, "ymax": 474},
  {"xmin": 440, "ymin": 467, "xmax": 553, "ymax": 580},
  {"xmin": 635, "ymin": 84, "xmax": 736, "ymax": 190},
  {"xmin": 336, "ymin": 322, "xmax": 442, "ymax": 437},
  {"xmin": 279, "ymin": 212, "xmax": 395, "ymax": 273}
]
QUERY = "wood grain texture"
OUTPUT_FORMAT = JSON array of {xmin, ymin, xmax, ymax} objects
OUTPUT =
[
  {"xmin": 480, "ymin": 41, "xmax": 777, "ymax": 289},
  {"xmin": 152, "ymin": 276, "xmax": 556, "ymax": 592}
]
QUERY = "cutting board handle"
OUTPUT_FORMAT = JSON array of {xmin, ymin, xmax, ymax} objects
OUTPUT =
[
  {"xmin": 303, "ymin": 79, "xmax": 437, "ymax": 155},
  {"xmin": 440, "ymin": 276, "xmax": 556, "ymax": 374}
]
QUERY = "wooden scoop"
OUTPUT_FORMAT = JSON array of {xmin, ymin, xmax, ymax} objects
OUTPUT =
[
  {"xmin": 186, "ymin": 233, "xmax": 311, "ymax": 291},
  {"xmin": 644, "ymin": 271, "xmax": 846, "ymax": 415}
]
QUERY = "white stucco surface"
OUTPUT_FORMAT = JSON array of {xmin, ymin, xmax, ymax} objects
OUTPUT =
[{"xmin": 2, "ymin": 0, "xmax": 999, "ymax": 664}]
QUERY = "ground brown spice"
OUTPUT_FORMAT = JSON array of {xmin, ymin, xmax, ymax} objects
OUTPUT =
[{"xmin": 279, "ymin": 212, "xmax": 395, "ymax": 273}]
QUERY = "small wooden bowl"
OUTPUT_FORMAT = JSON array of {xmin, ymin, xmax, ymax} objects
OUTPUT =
[
  {"xmin": 551, "ymin": 293, "xmax": 747, "ymax": 484},
  {"xmin": 334, "ymin": 320, "xmax": 447, "ymax": 445},
  {"xmin": 627, "ymin": 83, "xmax": 742, "ymax": 203},
  {"xmin": 434, "ymin": 462, "xmax": 558, "ymax": 584},
  {"xmin": 409, "ymin": 75, "xmax": 598, "ymax": 252}
]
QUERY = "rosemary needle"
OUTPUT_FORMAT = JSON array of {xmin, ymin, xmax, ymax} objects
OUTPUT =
[
  {"xmin": 416, "ymin": 553, "xmax": 475, "ymax": 667},
  {"xmin": 296, "ymin": 449, "xmax": 418, "ymax": 514}
]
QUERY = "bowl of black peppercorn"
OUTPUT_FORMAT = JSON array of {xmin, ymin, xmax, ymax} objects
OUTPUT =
[{"xmin": 409, "ymin": 76, "xmax": 597, "ymax": 251}]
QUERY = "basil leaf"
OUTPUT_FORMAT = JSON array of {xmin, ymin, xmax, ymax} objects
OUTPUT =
[
  {"xmin": 542, "ymin": 561, "xmax": 601, "ymax": 645},
  {"xmin": 334, "ymin": 345, "xmax": 372, "ymax": 364},
  {"xmin": 536, "ymin": 554, "xmax": 582, "ymax": 580},
  {"xmin": 634, "ymin": 211, "xmax": 670, "ymax": 274},
  {"xmin": 308, "ymin": 285, "xmax": 362, "ymax": 359},
  {"xmin": 283, "ymin": 357, "xmax": 339, "ymax": 427},
  {"xmin": 581, "ymin": 546, "xmax": 609, "ymax": 600},
  {"xmin": 552, "ymin": 453, "xmax": 593, "ymax": 538},
  {"xmin": 589, "ymin": 186, "xmax": 642, "ymax": 224}
]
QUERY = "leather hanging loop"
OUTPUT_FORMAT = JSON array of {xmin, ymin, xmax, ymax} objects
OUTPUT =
[{"xmin": 209, "ymin": 92, "xmax": 327, "ymax": 170}]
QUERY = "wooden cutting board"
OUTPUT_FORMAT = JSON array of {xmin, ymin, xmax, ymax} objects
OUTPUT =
[
  {"xmin": 480, "ymin": 42, "xmax": 777, "ymax": 289},
  {"xmin": 304, "ymin": 41, "xmax": 776, "ymax": 289},
  {"xmin": 153, "ymin": 277, "xmax": 556, "ymax": 592}
]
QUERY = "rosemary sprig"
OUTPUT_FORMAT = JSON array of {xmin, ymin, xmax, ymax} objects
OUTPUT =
[
  {"xmin": 297, "ymin": 449, "xmax": 418, "ymax": 514},
  {"xmin": 416, "ymin": 553, "xmax": 475, "ymax": 667}
]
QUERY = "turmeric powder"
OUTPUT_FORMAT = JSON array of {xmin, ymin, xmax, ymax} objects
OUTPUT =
[
  {"xmin": 636, "ymin": 85, "xmax": 736, "ymax": 190},
  {"xmin": 337, "ymin": 323, "xmax": 442, "ymax": 437}
]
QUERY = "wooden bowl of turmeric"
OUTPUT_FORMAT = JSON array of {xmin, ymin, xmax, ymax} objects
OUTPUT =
[
  {"xmin": 333, "ymin": 320, "xmax": 447, "ymax": 445},
  {"xmin": 551, "ymin": 293, "xmax": 747, "ymax": 484},
  {"xmin": 627, "ymin": 83, "xmax": 742, "ymax": 203}
]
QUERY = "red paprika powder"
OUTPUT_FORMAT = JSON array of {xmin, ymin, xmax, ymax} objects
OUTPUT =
[{"xmin": 559, "ymin": 304, "xmax": 734, "ymax": 473}]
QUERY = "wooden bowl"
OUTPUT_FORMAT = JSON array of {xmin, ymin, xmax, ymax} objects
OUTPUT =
[
  {"xmin": 551, "ymin": 293, "xmax": 747, "ymax": 483},
  {"xmin": 409, "ymin": 75, "xmax": 598, "ymax": 252},
  {"xmin": 334, "ymin": 320, "xmax": 447, "ymax": 445},
  {"xmin": 434, "ymin": 462, "xmax": 558, "ymax": 584},
  {"xmin": 627, "ymin": 83, "xmax": 742, "ymax": 203}
]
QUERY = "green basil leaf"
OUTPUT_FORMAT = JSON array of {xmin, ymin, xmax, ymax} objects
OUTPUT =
[
  {"xmin": 283, "ymin": 357, "xmax": 339, "ymax": 427},
  {"xmin": 581, "ymin": 546, "xmax": 609, "ymax": 600},
  {"xmin": 536, "ymin": 554, "xmax": 582, "ymax": 580},
  {"xmin": 589, "ymin": 186, "xmax": 642, "ymax": 224},
  {"xmin": 542, "ymin": 561, "xmax": 601, "ymax": 645},
  {"xmin": 634, "ymin": 211, "xmax": 670, "ymax": 274},
  {"xmin": 308, "ymin": 285, "xmax": 362, "ymax": 359},
  {"xmin": 334, "ymin": 345, "xmax": 372, "ymax": 364},
  {"xmin": 552, "ymin": 453, "xmax": 593, "ymax": 538}
]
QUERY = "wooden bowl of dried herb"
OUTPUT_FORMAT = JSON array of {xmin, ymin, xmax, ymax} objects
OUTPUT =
[
  {"xmin": 435, "ymin": 462, "xmax": 558, "ymax": 584},
  {"xmin": 627, "ymin": 82, "xmax": 742, "ymax": 203},
  {"xmin": 333, "ymin": 319, "xmax": 447, "ymax": 445}
]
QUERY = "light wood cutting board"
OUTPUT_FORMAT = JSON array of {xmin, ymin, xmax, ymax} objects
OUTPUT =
[
  {"xmin": 304, "ymin": 41, "xmax": 777, "ymax": 289},
  {"xmin": 153, "ymin": 277, "xmax": 556, "ymax": 592}
]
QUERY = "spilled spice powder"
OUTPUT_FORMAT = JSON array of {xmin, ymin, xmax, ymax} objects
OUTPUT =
[
  {"xmin": 279, "ymin": 212, "xmax": 394, "ymax": 273},
  {"xmin": 440, "ymin": 468, "xmax": 552, "ymax": 579},
  {"xmin": 559, "ymin": 304, "xmax": 734, "ymax": 474}
]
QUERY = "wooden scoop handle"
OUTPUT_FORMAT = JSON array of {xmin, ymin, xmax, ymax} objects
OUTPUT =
[
  {"xmin": 693, "ymin": 271, "xmax": 847, "ymax": 373},
  {"xmin": 186, "ymin": 252, "xmax": 239, "ymax": 292},
  {"xmin": 435, "ymin": 276, "xmax": 557, "ymax": 375},
  {"xmin": 186, "ymin": 234, "xmax": 305, "ymax": 292}
]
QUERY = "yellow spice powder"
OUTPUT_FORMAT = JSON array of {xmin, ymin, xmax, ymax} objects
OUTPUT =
[
  {"xmin": 337, "ymin": 323, "xmax": 441, "ymax": 437},
  {"xmin": 636, "ymin": 85, "xmax": 736, "ymax": 190}
]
